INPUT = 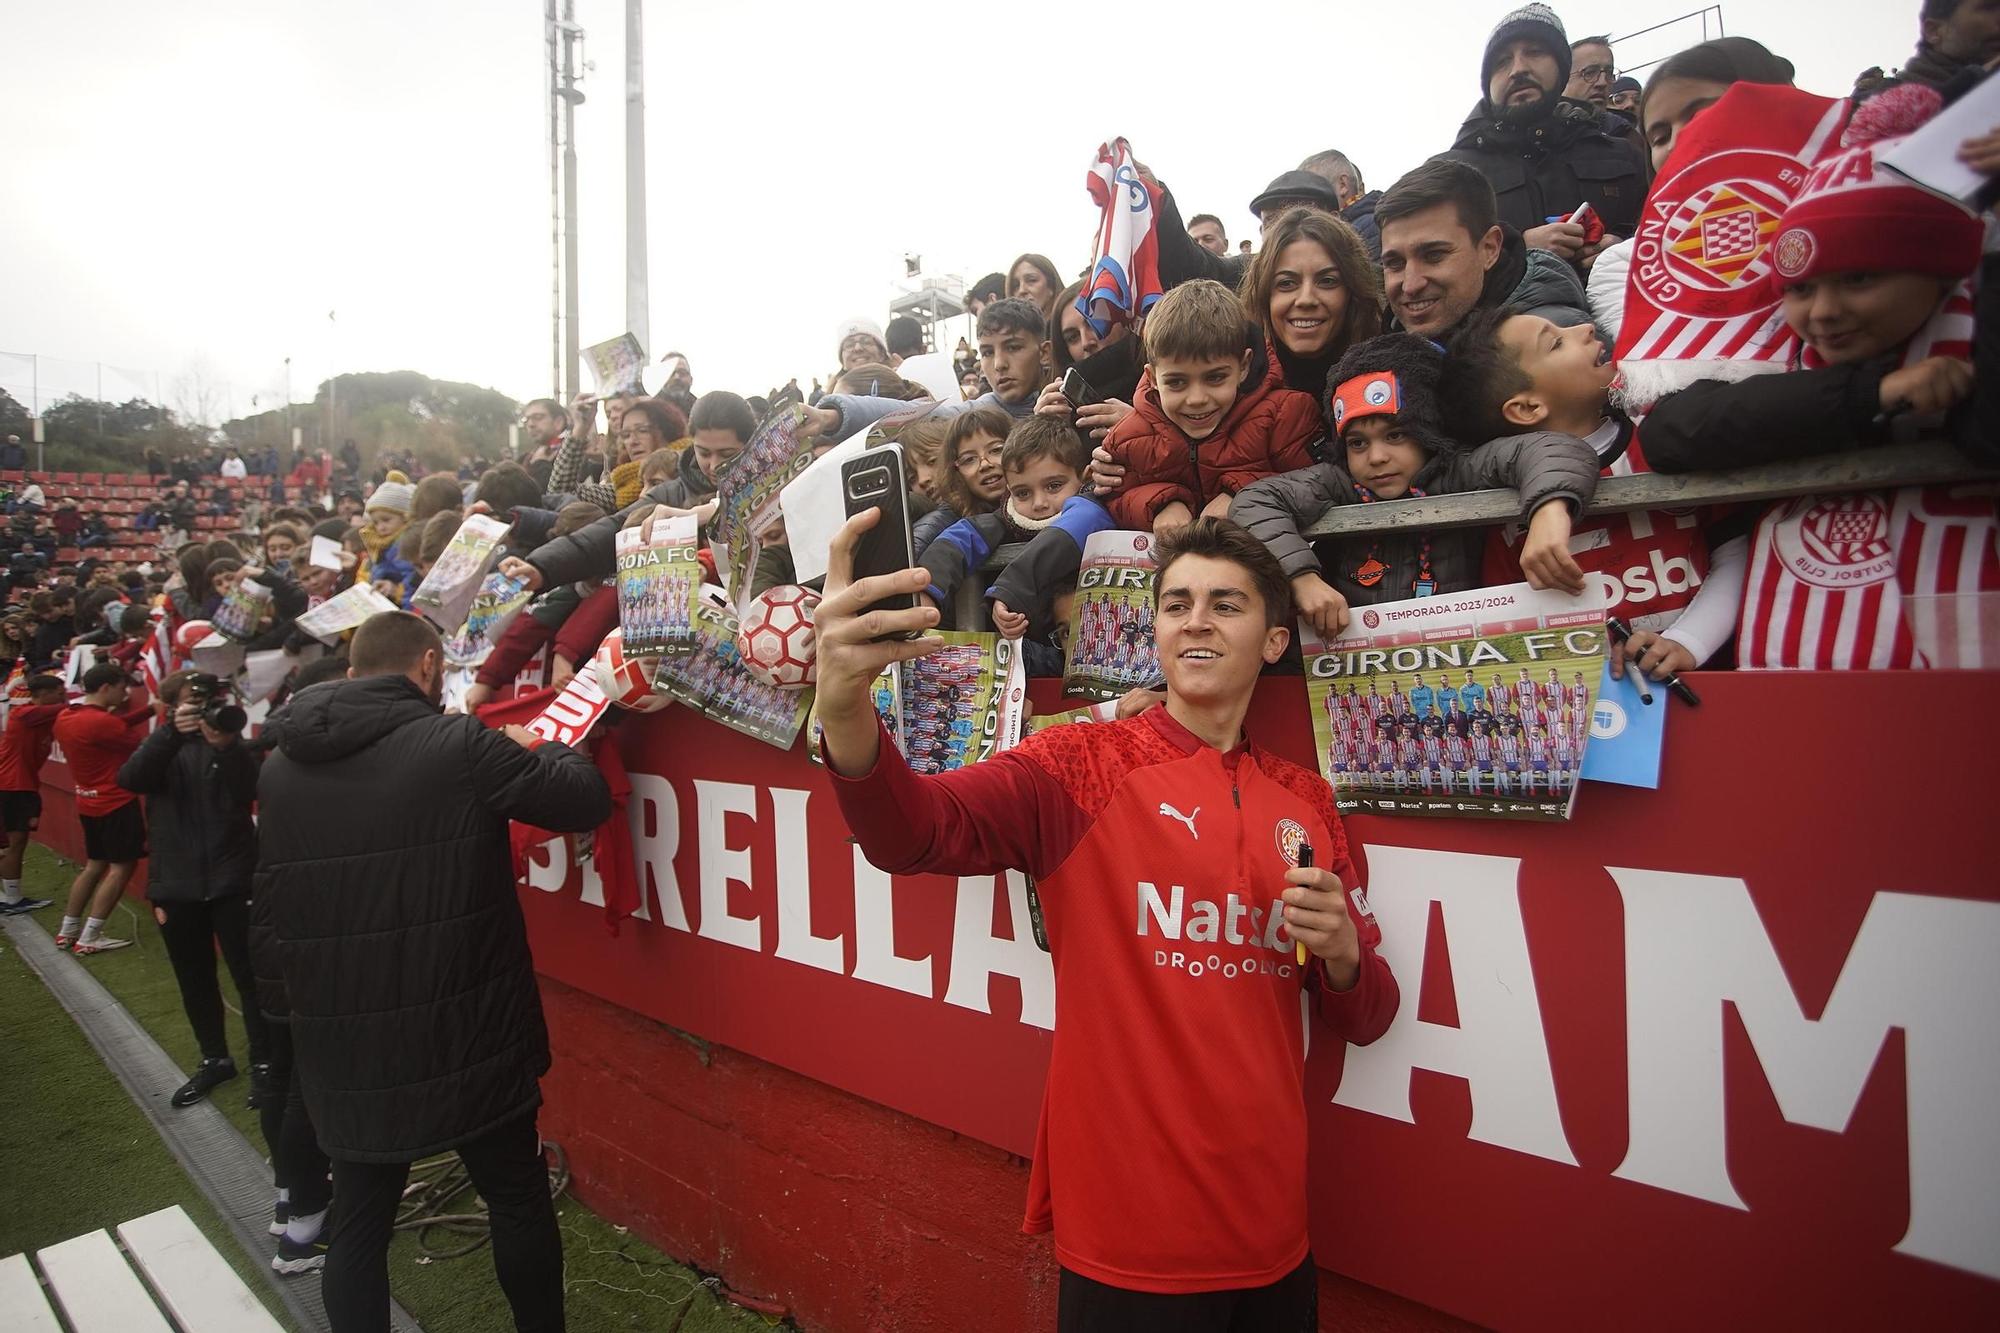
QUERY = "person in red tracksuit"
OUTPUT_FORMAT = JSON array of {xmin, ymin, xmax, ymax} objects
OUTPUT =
[
  {"xmin": 0, "ymin": 673, "xmax": 68, "ymax": 916},
  {"xmin": 816, "ymin": 513, "xmax": 1400, "ymax": 1333},
  {"xmin": 52, "ymin": 662, "xmax": 152, "ymax": 954}
]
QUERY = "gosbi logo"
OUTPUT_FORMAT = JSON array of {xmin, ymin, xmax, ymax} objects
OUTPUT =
[
  {"xmin": 1275, "ymin": 818, "xmax": 1308, "ymax": 867},
  {"xmin": 1772, "ymin": 493, "xmax": 1896, "ymax": 588},
  {"xmin": 1632, "ymin": 149, "xmax": 1799, "ymax": 319}
]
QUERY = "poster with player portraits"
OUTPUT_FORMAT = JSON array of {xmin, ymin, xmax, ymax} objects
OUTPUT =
[
  {"xmin": 582, "ymin": 332, "xmax": 647, "ymax": 397},
  {"xmin": 614, "ymin": 515, "xmax": 700, "ymax": 659},
  {"xmin": 651, "ymin": 599, "xmax": 814, "ymax": 752},
  {"xmin": 710, "ymin": 404, "xmax": 816, "ymax": 612},
  {"xmin": 295, "ymin": 583, "xmax": 401, "ymax": 643},
  {"xmin": 210, "ymin": 577, "xmax": 273, "ymax": 641},
  {"xmin": 805, "ymin": 633, "xmax": 1026, "ymax": 773},
  {"xmin": 411, "ymin": 513, "xmax": 511, "ymax": 635},
  {"xmin": 443, "ymin": 571, "xmax": 534, "ymax": 669},
  {"xmin": 1302, "ymin": 581, "xmax": 1608, "ymax": 822},
  {"xmin": 1063, "ymin": 530, "xmax": 1161, "ymax": 702}
]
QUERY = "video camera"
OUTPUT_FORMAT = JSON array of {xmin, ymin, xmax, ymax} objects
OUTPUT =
[{"xmin": 182, "ymin": 671, "xmax": 248, "ymax": 733}]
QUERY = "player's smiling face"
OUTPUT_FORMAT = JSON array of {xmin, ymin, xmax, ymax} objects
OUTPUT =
[{"xmin": 1153, "ymin": 553, "xmax": 1288, "ymax": 705}]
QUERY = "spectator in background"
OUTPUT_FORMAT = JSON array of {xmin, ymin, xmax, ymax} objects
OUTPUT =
[
  {"xmin": 1606, "ymin": 75, "xmax": 1641, "ymax": 119},
  {"xmin": 1239, "ymin": 240, "xmax": 1253, "ymax": 254},
  {"xmin": 886, "ymin": 315, "xmax": 927, "ymax": 365},
  {"xmin": 1900, "ymin": 0, "xmax": 2000, "ymax": 89},
  {"xmin": 1298, "ymin": 149, "xmax": 1385, "ymax": 261},
  {"xmin": 966, "ymin": 272, "xmax": 1008, "ymax": 318},
  {"xmin": 220, "ymin": 448, "xmax": 248, "ymax": 480},
  {"xmin": 518, "ymin": 398, "xmax": 569, "ymax": 490},
  {"xmin": 836, "ymin": 318, "xmax": 892, "ymax": 372},
  {"xmin": 51, "ymin": 499, "xmax": 81, "ymax": 548},
  {"xmin": 1187, "ymin": 213, "xmax": 1229, "ymax": 255},
  {"xmin": 1565, "ymin": 34, "xmax": 1616, "ymax": 108},
  {"xmin": 658, "ymin": 351, "xmax": 695, "ymax": 420},
  {"xmin": 1441, "ymin": 3, "xmax": 1647, "ymax": 268},
  {"xmin": 0, "ymin": 435, "xmax": 24, "ymax": 471},
  {"xmin": 1008, "ymin": 254, "xmax": 1065, "ymax": 318},
  {"xmin": 145, "ymin": 445, "xmax": 167, "ymax": 477}
]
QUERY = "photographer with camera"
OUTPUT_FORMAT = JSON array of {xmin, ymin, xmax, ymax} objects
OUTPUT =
[{"xmin": 118, "ymin": 669, "xmax": 269, "ymax": 1110}]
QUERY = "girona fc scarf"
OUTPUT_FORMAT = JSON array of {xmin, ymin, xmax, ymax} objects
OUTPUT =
[
  {"xmin": 1613, "ymin": 83, "xmax": 1849, "ymax": 411},
  {"xmin": 478, "ymin": 686, "xmax": 640, "ymax": 935},
  {"xmin": 1081, "ymin": 137, "xmax": 1164, "ymax": 339}
]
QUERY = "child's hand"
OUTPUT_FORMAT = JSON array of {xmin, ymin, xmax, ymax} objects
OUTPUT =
[
  {"xmin": 1880, "ymin": 356, "xmax": 1975, "ymax": 416},
  {"xmin": 1612, "ymin": 630, "xmax": 1697, "ymax": 682},
  {"xmin": 1291, "ymin": 571, "xmax": 1351, "ymax": 637},
  {"xmin": 550, "ymin": 653, "xmax": 576, "ymax": 689},
  {"xmin": 1519, "ymin": 501, "xmax": 1586, "ymax": 595},
  {"xmin": 1199, "ymin": 491, "xmax": 1233, "ymax": 521},
  {"xmin": 1087, "ymin": 445, "xmax": 1126, "ymax": 495},
  {"xmin": 990, "ymin": 600, "xmax": 1028, "ymax": 639},
  {"xmin": 1116, "ymin": 686, "xmax": 1166, "ymax": 718},
  {"xmin": 1033, "ymin": 381, "xmax": 1074, "ymax": 421},
  {"xmin": 1075, "ymin": 399, "xmax": 1133, "ymax": 440},
  {"xmin": 1151, "ymin": 501, "xmax": 1193, "ymax": 536}
]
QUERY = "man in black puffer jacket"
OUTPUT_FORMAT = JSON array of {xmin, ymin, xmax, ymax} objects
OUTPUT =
[{"xmin": 257, "ymin": 611, "xmax": 610, "ymax": 1332}]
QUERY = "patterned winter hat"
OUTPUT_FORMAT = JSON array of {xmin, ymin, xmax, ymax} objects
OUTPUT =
[
  {"xmin": 1483, "ymin": 3, "xmax": 1571, "ymax": 102},
  {"xmin": 1324, "ymin": 335, "xmax": 1453, "ymax": 454},
  {"xmin": 364, "ymin": 470, "xmax": 414, "ymax": 517},
  {"xmin": 1768, "ymin": 84, "xmax": 1982, "ymax": 292}
]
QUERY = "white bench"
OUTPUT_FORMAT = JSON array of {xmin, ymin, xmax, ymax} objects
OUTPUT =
[{"xmin": 10, "ymin": 1205, "xmax": 284, "ymax": 1333}]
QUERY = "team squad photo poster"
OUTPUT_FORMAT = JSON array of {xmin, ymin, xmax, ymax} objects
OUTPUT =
[
  {"xmin": 654, "ymin": 600, "xmax": 814, "ymax": 751},
  {"xmin": 615, "ymin": 515, "xmax": 701, "ymax": 659},
  {"xmin": 1302, "ymin": 582, "xmax": 1608, "ymax": 822},
  {"xmin": 1063, "ymin": 529, "xmax": 1161, "ymax": 701}
]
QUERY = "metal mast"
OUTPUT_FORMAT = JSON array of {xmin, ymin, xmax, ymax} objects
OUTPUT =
[
  {"xmin": 625, "ymin": 0, "xmax": 650, "ymax": 356},
  {"xmin": 559, "ymin": 0, "xmax": 583, "ymax": 401}
]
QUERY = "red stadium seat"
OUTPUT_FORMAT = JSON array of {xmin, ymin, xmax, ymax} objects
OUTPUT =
[{"xmin": 52, "ymin": 471, "xmax": 78, "ymax": 484}]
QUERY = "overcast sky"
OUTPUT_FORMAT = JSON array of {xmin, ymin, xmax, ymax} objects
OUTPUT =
[{"xmin": 1, "ymin": 0, "xmax": 1915, "ymax": 426}]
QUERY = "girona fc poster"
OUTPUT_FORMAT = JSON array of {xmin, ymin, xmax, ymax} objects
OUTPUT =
[
  {"xmin": 1062, "ymin": 530, "xmax": 1161, "ymax": 701},
  {"xmin": 1302, "ymin": 582, "xmax": 1607, "ymax": 821}
]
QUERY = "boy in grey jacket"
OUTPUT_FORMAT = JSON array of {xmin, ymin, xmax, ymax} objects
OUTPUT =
[{"xmin": 1229, "ymin": 333, "xmax": 1597, "ymax": 636}]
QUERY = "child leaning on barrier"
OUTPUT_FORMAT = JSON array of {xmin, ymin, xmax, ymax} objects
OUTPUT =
[
  {"xmin": 1230, "ymin": 332, "xmax": 1600, "ymax": 637},
  {"xmin": 1635, "ymin": 85, "xmax": 1999, "ymax": 670},
  {"xmin": 919, "ymin": 416, "xmax": 1114, "ymax": 673}
]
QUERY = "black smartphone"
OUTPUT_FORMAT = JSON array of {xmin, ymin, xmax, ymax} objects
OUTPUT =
[
  {"xmin": 1060, "ymin": 366, "xmax": 1102, "ymax": 408},
  {"xmin": 840, "ymin": 447, "xmax": 919, "ymax": 638}
]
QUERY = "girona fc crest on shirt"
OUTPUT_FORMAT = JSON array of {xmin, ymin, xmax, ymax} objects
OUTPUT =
[
  {"xmin": 1772, "ymin": 493, "xmax": 1896, "ymax": 588},
  {"xmin": 1274, "ymin": 818, "xmax": 1308, "ymax": 867}
]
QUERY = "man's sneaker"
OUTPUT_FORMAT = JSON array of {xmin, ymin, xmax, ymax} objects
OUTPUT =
[
  {"xmin": 71, "ymin": 936, "xmax": 133, "ymax": 956},
  {"xmin": 269, "ymin": 1198, "xmax": 289, "ymax": 1238},
  {"xmin": 171, "ymin": 1057, "xmax": 238, "ymax": 1108},
  {"xmin": 271, "ymin": 1234, "xmax": 328, "ymax": 1275},
  {"xmin": 0, "ymin": 897, "xmax": 50, "ymax": 915},
  {"xmin": 247, "ymin": 1062, "xmax": 278, "ymax": 1110}
]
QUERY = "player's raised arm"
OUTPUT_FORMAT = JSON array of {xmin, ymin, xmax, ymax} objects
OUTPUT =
[{"xmin": 815, "ymin": 509, "xmax": 947, "ymax": 776}]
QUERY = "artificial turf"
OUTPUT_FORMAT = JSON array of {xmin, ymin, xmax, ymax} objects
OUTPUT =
[{"xmin": 10, "ymin": 842, "xmax": 777, "ymax": 1332}]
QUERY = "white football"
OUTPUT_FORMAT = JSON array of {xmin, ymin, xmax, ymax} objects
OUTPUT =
[
  {"xmin": 591, "ymin": 628, "xmax": 670, "ymax": 712},
  {"xmin": 737, "ymin": 585, "xmax": 819, "ymax": 690}
]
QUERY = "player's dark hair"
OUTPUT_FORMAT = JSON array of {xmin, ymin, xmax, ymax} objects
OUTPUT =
[
  {"xmin": 1151, "ymin": 517, "xmax": 1294, "ymax": 631},
  {"xmin": 25, "ymin": 673, "xmax": 63, "ymax": 696},
  {"xmin": 81, "ymin": 662, "xmax": 129, "ymax": 693}
]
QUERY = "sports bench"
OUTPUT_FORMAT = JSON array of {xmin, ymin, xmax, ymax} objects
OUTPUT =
[{"xmin": 0, "ymin": 1204, "xmax": 284, "ymax": 1332}]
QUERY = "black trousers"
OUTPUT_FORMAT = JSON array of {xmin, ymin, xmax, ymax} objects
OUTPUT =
[
  {"xmin": 322, "ymin": 1113, "xmax": 563, "ymax": 1333},
  {"xmin": 260, "ymin": 1018, "xmax": 331, "ymax": 1218},
  {"xmin": 1057, "ymin": 1255, "xmax": 1318, "ymax": 1333},
  {"xmin": 156, "ymin": 895, "xmax": 268, "ymax": 1065}
]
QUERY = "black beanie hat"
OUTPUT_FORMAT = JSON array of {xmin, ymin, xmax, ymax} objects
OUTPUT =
[
  {"xmin": 1482, "ymin": 3, "xmax": 1571, "ymax": 105},
  {"xmin": 1325, "ymin": 335, "xmax": 1454, "ymax": 457}
]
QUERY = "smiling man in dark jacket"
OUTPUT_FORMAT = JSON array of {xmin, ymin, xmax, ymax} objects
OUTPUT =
[{"xmin": 256, "ymin": 610, "xmax": 610, "ymax": 1333}]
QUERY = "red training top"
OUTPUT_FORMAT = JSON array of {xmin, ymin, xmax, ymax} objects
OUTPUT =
[
  {"xmin": 830, "ymin": 704, "xmax": 1399, "ymax": 1294},
  {"xmin": 53, "ymin": 702, "xmax": 151, "ymax": 816},
  {"xmin": 0, "ymin": 702, "xmax": 66, "ymax": 793}
]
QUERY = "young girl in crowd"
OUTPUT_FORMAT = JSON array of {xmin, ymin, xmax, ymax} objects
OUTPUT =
[
  {"xmin": 1231, "ymin": 332, "xmax": 1599, "ymax": 635},
  {"xmin": 915, "ymin": 406, "xmax": 1012, "ymax": 558}
]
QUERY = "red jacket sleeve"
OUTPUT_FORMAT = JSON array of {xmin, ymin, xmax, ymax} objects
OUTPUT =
[
  {"xmin": 1108, "ymin": 481, "xmax": 1197, "ymax": 530},
  {"xmin": 477, "ymin": 611, "xmax": 556, "ymax": 689},
  {"xmin": 826, "ymin": 720, "xmax": 1092, "ymax": 880},
  {"xmin": 552, "ymin": 585, "xmax": 620, "ymax": 666},
  {"xmin": 1217, "ymin": 393, "xmax": 1321, "ymax": 498}
]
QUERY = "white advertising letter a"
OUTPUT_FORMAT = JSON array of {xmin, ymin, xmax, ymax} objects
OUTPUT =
[{"xmin": 1610, "ymin": 870, "xmax": 2000, "ymax": 1281}]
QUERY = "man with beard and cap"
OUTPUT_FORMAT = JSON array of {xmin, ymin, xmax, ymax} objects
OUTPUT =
[
  {"xmin": 1441, "ymin": 3, "xmax": 1647, "ymax": 272},
  {"xmin": 255, "ymin": 611, "xmax": 610, "ymax": 1331}
]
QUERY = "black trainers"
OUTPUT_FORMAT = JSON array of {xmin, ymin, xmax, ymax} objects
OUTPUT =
[
  {"xmin": 271, "ymin": 1233, "xmax": 329, "ymax": 1274},
  {"xmin": 246, "ymin": 1062, "xmax": 278, "ymax": 1109},
  {"xmin": 170, "ymin": 1057, "xmax": 238, "ymax": 1108}
]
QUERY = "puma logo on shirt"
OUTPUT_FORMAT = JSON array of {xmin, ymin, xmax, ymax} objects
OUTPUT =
[{"xmin": 1158, "ymin": 801, "xmax": 1199, "ymax": 839}]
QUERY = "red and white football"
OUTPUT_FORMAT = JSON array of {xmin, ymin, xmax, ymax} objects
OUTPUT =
[
  {"xmin": 591, "ymin": 629, "xmax": 669, "ymax": 712},
  {"xmin": 738, "ymin": 585, "xmax": 819, "ymax": 690},
  {"xmin": 175, "ymin": 619, "xmax": 218, "ymax": 657}
]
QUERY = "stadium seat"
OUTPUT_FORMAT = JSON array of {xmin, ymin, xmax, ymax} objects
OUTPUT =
[{"xmin": 52, "ymin": 472, "xmax": 78, "ymax": 484}]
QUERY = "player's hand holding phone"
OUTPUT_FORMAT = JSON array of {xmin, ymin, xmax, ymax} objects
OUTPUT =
[{"xmin": 816, "ymin": 509, "xmax": 945, "ymax": 776}]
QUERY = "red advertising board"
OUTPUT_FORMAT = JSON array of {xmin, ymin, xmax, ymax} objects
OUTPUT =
[{"xmin": 513, "ymin": 671, "xmax": 1999, "ymax": 1330}]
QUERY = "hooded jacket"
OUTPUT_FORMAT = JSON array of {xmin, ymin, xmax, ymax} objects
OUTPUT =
[
  {"xmin": 1102, "ymin": 337, "xmax": 1323, "ymax": 530},
  {"xmin": 118, "ymin": 722, "xmax": 260, "ymax": 903},
  {"xmin": 253, "ymin": 673, "xmax": 609, "ymax": 1161},
  {"xmin": 526, "ymin": 444, "xmax": 717, "ymax": 589},
  {"xmin": 1442, "ymin": 96, "xmax": 1649, "ymax": 241},
  {"xmin": 1229, "ymin": 430, "xmax": 1601, "ymax": 605}
]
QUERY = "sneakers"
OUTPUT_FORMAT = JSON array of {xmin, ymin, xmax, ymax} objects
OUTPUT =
[
  {"xmin": 171, "ymin": 1057, "xmax": 238, "ymax": 1108},
  {"xmin": 0, "ymin": 896, "xmax": 50, "ymax": 915},
  {"xmin": 269, "ymin": 1197, "xmax": 289, "ymax": 1238},
  {"xmin": 71, "ymin": 936, "xmax": 133, "ymax": 956},
  {"xmin": 246, "ymin": 1062, "xmax": 278, "ymax": 1110},
  {"xmin": 271, "ymin": 1233, "xmax": 328, "ymax": 1275}
]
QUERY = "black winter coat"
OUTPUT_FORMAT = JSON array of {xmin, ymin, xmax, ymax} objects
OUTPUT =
[
  {"xmin": 118, "ymin": 724, "xmax": 260, "ymax": 903},
  {"xmin": 253, "ymin": 674, "xmax": 610, "ymax": 1162},
  {"xmin": 1341, "ymin": 192, "xmax": 1383, "ymax": 262},
  {"xmin": 1442, "ymin": 98, "xmax": 1649, "ymax": 242}
]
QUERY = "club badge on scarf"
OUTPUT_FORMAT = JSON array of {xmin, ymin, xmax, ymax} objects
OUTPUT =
[
  {"xmin": 1081, "ymin": 137, "xmax": 1165, "ymax": 340},
  {"xmin": 1613, "ymin": 84, "xmax": 1849, "ymax": 412}
]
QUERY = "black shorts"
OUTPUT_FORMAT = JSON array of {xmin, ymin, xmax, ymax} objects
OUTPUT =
[
  {"xmin": 0, "ymin": 789, "xmax": 40, "ymax": 834},
  {"xmin": 79, "ymin": 801, "xmax": 147, "ymax": 864}
]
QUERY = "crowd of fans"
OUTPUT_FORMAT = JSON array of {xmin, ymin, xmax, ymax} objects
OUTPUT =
[{"xmin": 0, "ymin": 3, "xmax": 1993, "ymax": 1327}]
